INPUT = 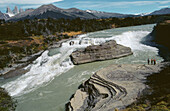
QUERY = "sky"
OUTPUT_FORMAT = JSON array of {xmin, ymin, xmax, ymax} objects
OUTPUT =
[{"xmin": 0, "ymin": 0, "xmax": 170, "ymax": 14}]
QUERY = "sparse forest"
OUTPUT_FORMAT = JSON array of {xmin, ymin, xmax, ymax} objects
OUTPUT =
[
  {"xmin": 0, "ymin": 14, "xmax": 170, "ymax": 40},
  {"xmin": 0, "ymin": 14, "xmax": 170, "ymax": 68}
]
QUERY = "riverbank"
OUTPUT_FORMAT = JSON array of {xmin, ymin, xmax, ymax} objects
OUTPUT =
[
  {"xmin": 0, "ymin": 32, "xmax": 83, "ymax": 79},
  {"xmin": 122, "ymin": 62, "xmax": 170, "ymax": 111},
  {"xmin": 66, "ymin": 63, "xmax": 166, "ymax": 111},
  {"xmin": 0, "ymin": 51, "xmax": 44, "ymax": 79}
]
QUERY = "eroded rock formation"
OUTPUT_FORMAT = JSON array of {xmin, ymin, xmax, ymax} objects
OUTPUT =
[
  {"xmin": 70, "ymin": 40, "xmax": 133, "ymax": 65},
  {"xmin": 66, "ymin": 63, "xmax": 165, "ymax": 111}
]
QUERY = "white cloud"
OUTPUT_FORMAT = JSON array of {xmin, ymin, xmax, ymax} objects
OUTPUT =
[
  {"xmin": 0, "ymin": 0, "xmax": 63, "ymax": 5},
  {"xmin": 159, "ymin": 5, "xmax": 169, "ymax": 8},
  {"xmin": 20, "ymin": 5, "xmax": 42, "ymax": 9},
  {"xmin": 158, "ymin": 1, "xmax": 170, "ymax": 4},
  {"xmin": 75, "ymin": 0, "xmax": 170, "ymax": 8}
]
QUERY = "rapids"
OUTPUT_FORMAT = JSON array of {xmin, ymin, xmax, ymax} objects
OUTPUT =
[{"xmin": 0, "ymin": 24, "xmax": 163, "ymax": 111}]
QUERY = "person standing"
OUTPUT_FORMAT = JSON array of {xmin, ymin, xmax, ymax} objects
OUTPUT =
[
  {"xmin": 147, "ymin": 58, "xmax": 150, "ymax": 65},
  {"xmin": 151, "ymin": 59, "xmax": 153, "ymax": 65},
  {"xmin": 154, "ymin": 59, "xmax": 156, "ymax": 65}
]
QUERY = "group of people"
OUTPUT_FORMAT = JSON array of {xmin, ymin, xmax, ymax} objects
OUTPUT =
[{"xmin": 147, "ymin": 58, "xmax": 156, "ymax": 65}]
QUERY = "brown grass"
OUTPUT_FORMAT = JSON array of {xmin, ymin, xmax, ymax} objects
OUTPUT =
[{"xmin": 62, "ymin": 31, "xmax": 84, "ymax": 36}]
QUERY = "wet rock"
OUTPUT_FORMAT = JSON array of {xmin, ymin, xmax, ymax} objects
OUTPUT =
[
  {"xmin": 66, "ymin": 63, "xmax": 166, "ymax": 111},
  {"xmin": 70, "ymin": 40, "xmax": 133, "ymax": 65}
]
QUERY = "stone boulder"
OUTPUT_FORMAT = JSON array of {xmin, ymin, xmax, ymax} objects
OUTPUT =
[{"xmin": 70, "ymin": 40, "xmax": 133, "ymax": 65}]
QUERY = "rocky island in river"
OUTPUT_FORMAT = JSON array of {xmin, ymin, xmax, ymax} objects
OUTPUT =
[{"xmin": 70, "ymin": 40, "xmax": 133, "ymax": 65}]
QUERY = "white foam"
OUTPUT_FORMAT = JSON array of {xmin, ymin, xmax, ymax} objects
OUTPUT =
[
  {"xmin": 76, "ymin": 31, "xmax": 159, "ymax": 54},
  {"xmin": 2, "ymin": 50, "xmax": 74, "ymax": 96},
  {"xmin": 109, "ymin": 31, "xmax": 158, "ymax": 52}
]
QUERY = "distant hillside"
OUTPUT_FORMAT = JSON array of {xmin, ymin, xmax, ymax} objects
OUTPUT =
[
  {"xmin": 6, "ymin": 6, "xmax": 24, "ymax": 17},
  {"xmin": 7, "ymin": 4, "xmax": 131, "ymax": 21},
  {"xmin": 8, "ymin": 4, "xmax": 98, "ymax": 21},
  {"xmin": 8, "ymin": 9, "xmax": 34, "ymax": 20},
  {"xmin": 150, "ymin": 8, "xmax": 170, "ymax": 15},
  {"xmin": 0, "ymin": 5, "xmax": 170, "ymax": 21},
  {"xmin": 85, "ymin": 10, "xmax": 133, "ymax": 18},
  {"xmin": 0, "ymin": 11, "xmax": 9, "ymax": 20}
]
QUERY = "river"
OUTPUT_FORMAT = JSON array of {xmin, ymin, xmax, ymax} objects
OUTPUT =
[{"xmin": 0, "ymin": 24, "xmax": 163, "ymax": 111}]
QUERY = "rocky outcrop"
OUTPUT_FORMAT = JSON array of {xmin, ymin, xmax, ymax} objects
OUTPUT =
[
  {"xmin": 152, "ymin": 20, "xmax": 170, "ymax": 49},
  {"xmin": 70, "ymin": 40, "xmax": 133, "ymax": 65},
  {"xmin": 151, "ymin": 20, "xmax": 170, "ymax": 61},
  {"xmin": 13, "ymin": 6, "xmax": 19, "ymax": 15},
  {"xmin": 6, "ymin": 6, "xmax": 25, "ymax": 18},
  {"xmin": 66, "ymin": 63, "xmax": 165, "ymax": 111},
  {"xmin": 6, "ymin": 7, "xmax": 13, "ymax": 15}
]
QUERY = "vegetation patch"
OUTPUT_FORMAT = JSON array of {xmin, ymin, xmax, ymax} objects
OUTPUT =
[{"xmin": 0, "ymin": 87, "xmax": 16, "ymax": 111}]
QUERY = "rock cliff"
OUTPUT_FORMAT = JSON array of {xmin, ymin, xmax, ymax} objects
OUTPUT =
[
  {"xmin": 13, "ymin": 6, "xmax": 19, "ymax": 15},
  {"xmin": 151, "ymin": 20, "xmax": 170, "ymax": 49},
  {"xmin": 66, "ymin": 63, "xmax": 165, "ymax": 111},
  {"xmin": 151, "ymin": 20, "xmax": 170, "ymax": 60},
  {"xmin": 6, "ymin": 7, "xmax": 13, "ymax": 15},
  {"xmin": 70, "ymin": 40, "xmax": 133, "ymax": 65}
]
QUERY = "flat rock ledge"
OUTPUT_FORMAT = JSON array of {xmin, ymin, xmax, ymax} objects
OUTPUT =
[
  {"xmin": 66, "ymin": 63, "xmax": 166, "ymax": 111},
  {"xmin": 70, "ymin": 40, "xmax": 133, "ymax": 65}
]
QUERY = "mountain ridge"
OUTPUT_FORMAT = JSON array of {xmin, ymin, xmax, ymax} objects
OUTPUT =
[
  {"xmin": 7, "ymin": 4, "xmax": 133, "ymax": 21},
  {"xmin": 8, "ymin": 4, "xmax": 98, "ymax": 21},
  {"xmin": 149, "ymin": 8, "xmax": 170, "ymax": 15},
  {"xmin": 0, "ymin": 11, "xmax": 9, "ymax": 20},
  {"xmin": 0, "ymin": 5, "xmax": 170, "ymax": 20}
]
